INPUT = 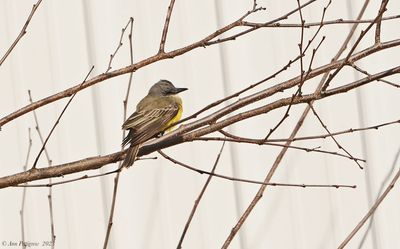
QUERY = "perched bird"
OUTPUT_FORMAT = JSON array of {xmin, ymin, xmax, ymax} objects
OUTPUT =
[{"xmin": 121, "ymin": 79, "xmax": 188, "ymax": 168}]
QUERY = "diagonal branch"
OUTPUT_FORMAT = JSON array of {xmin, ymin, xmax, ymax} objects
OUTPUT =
[
  {"xmin": 176, "ymin": 141, "xmax": 226, "ymax": 249},
  {"xmin": 351, "ymin": 63, "xmax": 400, "ymax": 88},
  {"xmin": 375, "ymin": 0, "xmax": 389, "ymax": 44},
  {"xmin": 28, "ymin": 91, "xmax": 56, "ymax": 248},
  {"xmin": 0, "ymin": 0, "xmax": 43, "ymax": 67},
  {"xmin": 338, "ymin": 164, "xmax": 400, "ymax": 248},
  {"xmin": 309, "ymin": 103, "xmax": 363, "ymax": 169},
  {"xmin": 31, "ymin": 66, "xmax": 94, "ymax": 169}
]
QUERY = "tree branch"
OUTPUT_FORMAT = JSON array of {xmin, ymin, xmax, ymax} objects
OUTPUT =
[
  {"xmin": 338, "ymin": 163, "xmax": 400, "ymax": 248},
  {"xmin": 0, "ymin": 0, "xmax": 43, "ymax": 67},
  {"xmin": 1, "ymin": 65, "xmax": 398, "ymax": 189}
]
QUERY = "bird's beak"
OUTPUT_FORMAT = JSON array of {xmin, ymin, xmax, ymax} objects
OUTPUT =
[{"xmin": 174, "ymin": 87, "xmax": 188, "ymax": 93}]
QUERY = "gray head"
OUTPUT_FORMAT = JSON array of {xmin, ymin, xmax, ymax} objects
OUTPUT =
[{"xmin": 148, "ymin": 79, "xmax": 188, "ymax": 96}]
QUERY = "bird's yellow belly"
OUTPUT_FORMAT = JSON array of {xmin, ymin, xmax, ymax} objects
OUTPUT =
[{"xmin": 164, "ymin": 104, "xmax": 183, "ymax": 131}]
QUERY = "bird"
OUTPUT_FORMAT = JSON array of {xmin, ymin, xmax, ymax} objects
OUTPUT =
[{"xmin": 121, "ymin": 79, "xmax": 188, "ymax": 168}]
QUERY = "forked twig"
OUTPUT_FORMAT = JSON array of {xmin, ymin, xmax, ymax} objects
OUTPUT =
[
  {"xmin": 309, "ymin": 103, "xmax": 364, "ymax": 169},
  {"xmin": 106, "ymin": 18, "xmax": 134, "ymax": 73},
  {"xmin": 351, "ymin": 63, "xmax": 400, "ymax": 88}
]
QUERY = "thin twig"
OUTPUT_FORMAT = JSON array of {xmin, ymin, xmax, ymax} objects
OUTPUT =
[
  {"xmin": 242, "ymin": 14, "xmax": 400, "ymax": 28},
  {"xmin": 102, "ymin": 170, "xmax": 121, "ymax": 249},
  {"xmin": 201, "ymin": 133, "xmax": 366, "ymax": 162},
  {"xmin": 0, "ymin": 0, "xmax": 43, "ymax": 67},
  {"xmin": 309, "ymin": 103, "xmax": 363, "ymax": 169},
  {"xmin": 177, "ymin": 141, "xmax": 226, "ymax": 249},
  {"xmin": 20, "ymin": 128, "xmax": 32, "ymax": 249},
  {"xmin": 31, "ymin": 66, "xmax": 94, "ymax": 169},
  {"xmin": 297, "ymin": 0, "xmax": 306, "ymax": 95},
  {"xmin": 28, "ymin": 91, "xmax": 56, "ymax": 248},
  {"xmin": 14, "ymin": 158, "xmax": 157, "ymax": 188},
  {"xmin": 15, "ymin": 169, "xmax": 119, "ymax": 188},
  {"xmin": 375, "ymin": 0, "xmax": 389, "ymax": 45},
  {"xmin": 159, "ymin": 0, "xmax": 176, "ymax": 53},
  {"xmin": 206, "ymin": 0, "xmax": 316, "ymax": 46},
  {"xmin": 351, "ymin": 63, "xmax": 400, "ymax": 88},
  {"xmin": 338, "ymin": 164, "xmax": 400, "ymax": 248},
  {"xmin": 356, "ymin": 145, "xmax": 400, "ymax": 248},
  {"xmin": 106, "ymin": 18, "xmax": 134, "ymax": 73},
  {"xmin": 158, "ymin": 150, "xmax": 355, "ymax": 189},
  {"xmin": 267, "ymin": 118, "xmax": 400, "ymax": 143},
  {"xmin": 103, "ymin": 19, "xmax": 135, "ymax": 249}
]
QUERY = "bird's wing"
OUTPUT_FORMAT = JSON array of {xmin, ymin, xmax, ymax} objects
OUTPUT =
[{"xmin": 122, "ymin": 104, "xmax": 179, "ymax": 146}]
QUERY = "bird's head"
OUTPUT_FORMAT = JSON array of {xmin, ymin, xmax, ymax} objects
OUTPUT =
[{"xmin": 148, "ymin": 79, "xmax": 188, "ymax": 96}]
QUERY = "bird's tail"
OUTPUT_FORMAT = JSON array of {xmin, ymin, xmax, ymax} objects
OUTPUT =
[{"xmin": 122, "ymin": 144, "xmax": 140, "ymax": 168}]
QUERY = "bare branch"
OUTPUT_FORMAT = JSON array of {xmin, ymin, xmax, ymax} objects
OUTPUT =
[
  {"xmin": 205, "ymin": 0, "xmax": 314, "ymax": 46},
  {"xmin": 268, "ymin": 118, "xmax": 400, "ymax": 143},
  {"xmin": 28, "ymin": 91, "xmax": 56, "ymax": 247},
  {"xmin": 2, "ymin": 10, "xmax": 400, "ymax": 130},
  {"xmin": 242, "ymin": 14, "xmax": 400, "ymax": 28},
  {"xmin": 375, "ymin": 0, "xmax": 389, "ymax": 44},
  {"xmin": 19, "ymin": 128, "xmax": 32, "ymax": 249},
  {"xmin": 106, "ymin": 17, "xmax": 134, "ymax": 72},
  {"xmin": 202, "ymin": 133, "xmax": 366, "ymax": 162},
  {"xmin": 14, "ymin": 157, "xmax": 155, "ymax": 188},
  {"xmin": 0, "ymin": 5, "xmax": 264, "ymax": 129},
  {"xmin": 356, "ymin": 145, "xmax": 400, "ymax": 248},
  {"xmin": 321, "ymin": 0, "xmax": 391, "ymax": 92},
  {"xmin": 158, "ymin": 0, "xmax": 176, "ymax": 53},
  {"xmin": 158, "ymin": 150, "xmax": 355, "ymax": 189},
  {"xmin": 338, "ymin": 164, "xmax": 400, "ymax": 248},
  {"xmin": 309, "ymin": 103, "xmax": 363, "ymax": 169},
  {"xmin": 102, "ymin": 170, "xmax": 122, "ymax": 249},
  {"xmin": 351, "ymin": 63, "xmax": 400, "ymax": 88},
  {"xmin": 0, "ymin": 65, "xmax": 399, "ymax": 189},
  {"xmin": 263, "ymin": 0, "xmax": 328, "ymax": 141},
  {"xmin": 296, "ymin": 0, "xmax": 306, "ymax": 95},
  {"xmin": 0, "ymin": 0, "xmax": 43, "ymax": 67},
  {"xmin": 176, "ymin": 39, "xmax": 400, "ymax": 134}
]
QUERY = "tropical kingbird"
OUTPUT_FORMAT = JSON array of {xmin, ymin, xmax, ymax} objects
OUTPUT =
[{"xmin": 121, "ymin": 79, "xmax": 188, "ymax": 168}]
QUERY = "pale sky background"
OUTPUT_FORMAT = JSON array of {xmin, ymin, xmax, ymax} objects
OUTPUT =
[{"xmin": 0, "ymin": 0, "xmax": 399, "ymax": 248}]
